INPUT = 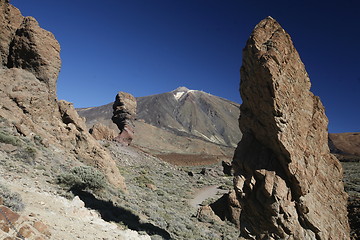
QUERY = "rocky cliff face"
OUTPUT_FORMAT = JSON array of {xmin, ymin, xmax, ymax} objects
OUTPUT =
[
  {"xmin": 112, "ymin": 92, "xmax": 137, "ymax": 145},
  {"xmin": 0, "ymin": 0, "xmax": 125, "ymax": 190},
  {"xmin": 231, "ymin": 17, "xmax": 349, "ymax": 239}
]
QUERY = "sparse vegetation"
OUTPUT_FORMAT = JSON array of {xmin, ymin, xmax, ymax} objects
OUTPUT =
[
  {"xmin": 0, "ymin": 183, "xmax": 25, "ymax": 212},
  {"xmin": 0, "ymin": 130, "xmax": 20, "ymax": 146},
  {"xmin": 106, "ymin": 143, "xmax": 239, "ymax": 240},
  {"xmin": 57, "ymin": 165, "xmax": 107, "ymax": 191},
  {"xmin": 15, "ymin": 145, "xmax": 37, "ymax": 163}
]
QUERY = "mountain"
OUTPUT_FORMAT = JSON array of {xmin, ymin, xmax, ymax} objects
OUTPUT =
[
  {"xmin": 329, "ymin": 132, "xmax": 360, "ymax": 161},
  {"xmin": 77, "ymin": 87, "xmax": 242, "ymax": 164},
  {"xmin": 136, "ymin": 87, "xmax": 241, "ymax": 147}
]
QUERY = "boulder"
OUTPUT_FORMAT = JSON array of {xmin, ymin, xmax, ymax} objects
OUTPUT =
[
  {"xmin": 89, "ymin": 123, "xmax": 117, "ymax": 141},
  {"xmin": 112, "ymin": 92, "xmax": 137, "ymax": 145},
  {"xmin": 231, "ymin": 17, "xmax": 349, "ymax": 239}
]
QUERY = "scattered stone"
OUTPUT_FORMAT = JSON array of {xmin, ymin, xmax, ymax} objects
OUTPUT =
[
  {"xmin": 0, "ymin": 206, "xmax": 20, "ymax": 224},
  {"xmin": 200, "ymin": 168, "xmax": 207, "ymax": 175},
  {"xmin": 18, "ymin": 224, "xmax": 34, "ymax": 238},
  {"xmin": 230, "ymin": 16, "xmax": 350, "ymax": 239},
  {"xmin": 33, "ymin": 221, "xmax": 51, "ymax": 236}
]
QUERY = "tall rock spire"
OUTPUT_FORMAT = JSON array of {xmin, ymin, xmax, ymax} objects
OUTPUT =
[
  {"xmin": 112, "ymin": 92, "xmax": 137, "ymax": 146},
  {"xmin": 232, "ymin": 16, "xmax": 349, "ymax": 239}
]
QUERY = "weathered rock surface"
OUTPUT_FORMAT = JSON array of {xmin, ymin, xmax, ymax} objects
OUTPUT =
[
  {"xmin": 0, "ymin": 0, "xmax": 23, "ymax": 67},
  {"xmin": 231, "ymin": 17, "xmax": 349, "ymax": 239},
  {"xmin": 112, "ymin": 92, "xmax": 137, "ymax": 145},
  {"xmin": 0, "ymin": 0, "xmax": 125, "ymax": 190},
  {"xmin": 89, "ymin": 122, "xmax": 117, "ymax": 141},
  {"xmin": 0, "ymin": 204, "xmax": 51, "ymax": 239},
  {"xmin": 7, "ymin": 16, "xmax": 61, "ymax": 96}
]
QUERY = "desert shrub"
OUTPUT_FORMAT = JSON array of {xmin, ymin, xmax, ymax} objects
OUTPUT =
[
  {"xmin": 0, "ymin": 183, "xmax": 25, "ymax": 212},
  {"xmin": 33, "ymin": 135, "xmax": 44, "ymax": 146},
  {"xmin": 57, "ymin": 165, "xmax": 107, "ymax": 191},
  {"xmin": 133, "ymin": 174, "xmax": 154, "ymax": 187},
  {"xmin": 15, "ymin": 146, "xmax": 37, "ymax": 163},
  {"xmin": 0, "ymin": 130, "xmax": 19, "ymax": 146}
]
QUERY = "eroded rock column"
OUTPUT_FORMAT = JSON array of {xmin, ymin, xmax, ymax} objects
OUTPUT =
[
  {"xmin": 232, "ymin": 16, "xmax": 349, "ymax": 239},
  {"xmin": 112, "ymin": 92, "xmax": 137, "ymax": 146}
]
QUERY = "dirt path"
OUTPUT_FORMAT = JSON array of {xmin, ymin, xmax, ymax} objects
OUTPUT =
[
  {"xmin": 189, "ymin": 185, "xmax": 227, "ymax": 208},
  {"xmin": 0, "ymin": 170, "xmax": 151, "ymax": 240}
]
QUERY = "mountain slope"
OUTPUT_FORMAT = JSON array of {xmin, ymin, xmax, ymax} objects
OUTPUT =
[
  {"xmin": 136, "ymin": 87, "xmax": 241, "ymax": 147},
  {"xmin": 77, "ymin": 87, "xmax": 242, "ymax": 160},
  {"xmin": 329, "ymin": 132, "xmax": 360, "ymax": 161}
]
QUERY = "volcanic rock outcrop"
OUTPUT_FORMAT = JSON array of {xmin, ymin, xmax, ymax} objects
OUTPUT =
[
  {"xmin": 231, "ymin": 17, "xmax": 349, "ymax": 239},
  {"xmin": 0, "ymin": 0, "xmax": 125, "ymax": 190},
  {"xmin": 112, "ymin": 92, "xmax": 137, "ymax": 145},
  {"xmin": 89, "ymin": 122, "xmax": 117, "ymax": 141}
]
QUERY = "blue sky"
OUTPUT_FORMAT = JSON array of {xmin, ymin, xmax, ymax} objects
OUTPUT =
[{"xmin": 11, "ymin": 0, "xmax": 360, "ymax": 133}]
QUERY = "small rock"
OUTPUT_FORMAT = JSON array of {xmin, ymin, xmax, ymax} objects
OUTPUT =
[
  {"xmin": 19, "ymin": 225, "xmax": 34, "ymax": 238},
  {"xmin": 0, "ymin": 206, "xmax": 20, "ymax": 223},
  {"xmin": 33, "ymin": 221, "xmax": 51, "ymax": 236},
  {"xmin": 146, "ymin": 183, "xmax": 157, "ymax": 191}
]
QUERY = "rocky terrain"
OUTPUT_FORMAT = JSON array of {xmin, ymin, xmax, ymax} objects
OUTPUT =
[
  {"xmin": 0, "ymin": 0, "xmax": 125, "ymax": 191},
  {"xmin": 0, "ymin": 1, "xmax": 239, "ymax": 239},
  {"xmin": 0, "ymin": 1, "xmax": 359, "ymax": 239},
  {"xmin": 0, "ymin": 124, "xmax": 240, "ymax": 239}
]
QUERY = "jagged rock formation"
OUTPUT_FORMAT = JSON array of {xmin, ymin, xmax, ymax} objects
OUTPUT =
[
  {"xmin": 0, "ymin": 0, "xmax": 125, "ymax": 190},
  {"xmin": 112, "ymin": 92, "xmax": 137, "ymax": 145},
  {"xmin": 231, "ymin": 17, "xmax": 349, "ymax": 239},
  {"xmin": 89, "ymin": 123, "xmax": 117, "ymax": 141}
]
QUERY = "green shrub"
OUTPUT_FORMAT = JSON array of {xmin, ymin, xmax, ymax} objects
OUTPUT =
[
  {"xmin": 0, "ymin": 130, "xmax": 19, "ymax": 146},
  {"xmin": 57, "ymin": 166, "xmax": 107, "ymax": 191},
  {"xmin": 133, "ymin": 174, "xmax": 154, "ymax": 187},
  {"xmin": 15, "ymin": 146, "xmax": 37, "ymax": 163},
  {"xmin": 0, "ymin": 184, "xmax": 25, "ymax": 212}
]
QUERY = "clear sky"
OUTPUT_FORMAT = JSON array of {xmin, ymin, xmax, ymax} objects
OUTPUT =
[{"xmin": 10, "ymin": 0, "xmax": 360, "ymax": 133}]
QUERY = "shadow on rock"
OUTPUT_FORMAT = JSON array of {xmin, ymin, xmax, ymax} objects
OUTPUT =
[{"xmin": 71, "ymin": 189, "xmax": 171, "ymax": 239}]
